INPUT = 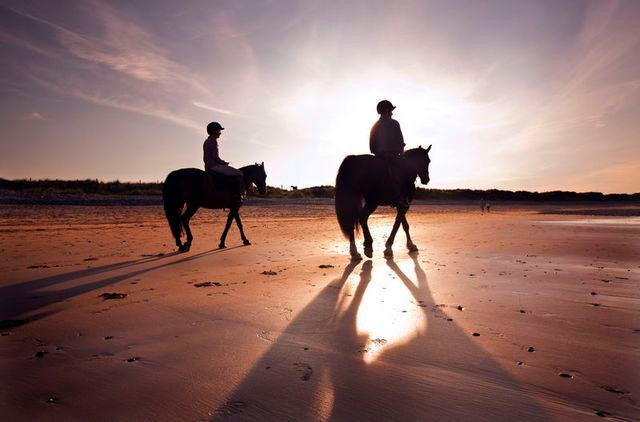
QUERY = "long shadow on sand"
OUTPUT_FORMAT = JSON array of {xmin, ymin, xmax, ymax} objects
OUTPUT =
[
  {"xmin": 214, "ymin": 255, "xmax": 548, "ymax": 420},
  {"xmin": 0, "ymin": 246, "xmax": 244, "ymax": 324}
]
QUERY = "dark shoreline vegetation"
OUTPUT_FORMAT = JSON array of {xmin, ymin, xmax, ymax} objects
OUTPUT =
[{"xmin": 0, "ymin": 178, "xmax": 638, "ymax": 205}]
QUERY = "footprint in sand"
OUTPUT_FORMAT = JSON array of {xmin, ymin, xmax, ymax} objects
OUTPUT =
[
  {"xmin": 558, "ymin": 372, "xmax": 573, "ymax": 379},
  {"xmin": 256, "ymin": 330, "xmax": 275, "ymax": 343},
  {"xmin": 293, "ymin": 362, "xmax": 313, "ymax": 381},
  {"xmin": 99, "ymin": 293, "xmax": 127, "ymax": 300},
  {"xmin": 601, "ymin": 385, "xmax": 630, "ymax": 396},
  {"xmin": 212, "ymin": 401, "xmax": 247, "ymax": 416},
  {"xmin": 193, "ymin": 281, "xmax": 222, "ymax": 288}
]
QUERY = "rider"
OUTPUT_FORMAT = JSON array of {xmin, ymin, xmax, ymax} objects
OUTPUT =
[
  {"xmin": 203, "ymin": 121, "xmax": 243, "ymax": 205},
  {"xmin": 369, "ymin": 100, "xmax": 407, "ymax": 206}
]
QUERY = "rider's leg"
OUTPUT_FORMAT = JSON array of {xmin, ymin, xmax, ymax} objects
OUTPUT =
[{"xmin": 383, "ymin": 154, "xmax": 407, "ymax": 207}]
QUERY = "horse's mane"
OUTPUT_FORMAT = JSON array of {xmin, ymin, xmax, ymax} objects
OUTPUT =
[{"xmin": 404, "ymin": 147, "xmax": 428, "ymax": 158}]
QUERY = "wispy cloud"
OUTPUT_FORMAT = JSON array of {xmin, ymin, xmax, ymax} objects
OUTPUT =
[
  {"xmin": 508, "ymin": 1, "xmax": 640, "ymax": 148},
  {"xmin": 2, "ymin": 1, "xmax": 209, "ymax": 132},
  {"xmin": 30, "ymin": 74, "xmax": 201, "ymax": 132},
  {"xmin": 5, "ymin": 2, "xmax": 204, "ymax": 90},
  {"xmin": 27, "ymin": 111, "xmax": 47, "ymax": 121},
  {"xmin": 192, "ymin": 101, "xmax": 234, "ymax": 115}
]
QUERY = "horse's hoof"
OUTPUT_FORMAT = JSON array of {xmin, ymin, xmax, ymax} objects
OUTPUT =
[
  {"xmin": 407, "ymin": 243, "xmax": 419, "ymax": 253},
  {"xmin": 243, "ymin": 239, "xmax": 251, "ymax": 246},
  {"xmin": 384, "ymin": 249, "xmax": 394, "ymax": 259},
  {"xmin": 364, "ymin": 247, "xmax": 373, "ymax": 258},
  {"xmin": 351, "ymin": 252, "xmax": 363, "ymax": 261},
  {"xmin": 178, "ymin": 244, "xmax": 188, "ymax": 252},
  {"xmin": 218, "ymin": 243, "xmax": 226, "ymax": 249}
]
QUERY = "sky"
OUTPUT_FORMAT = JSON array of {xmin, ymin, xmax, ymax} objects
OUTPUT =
[{"xmin": 1, "ymin": 0, "xmax": 639, "ymax": 193}]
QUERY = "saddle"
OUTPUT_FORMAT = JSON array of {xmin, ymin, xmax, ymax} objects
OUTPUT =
[
  {"xmin": 207, "ymin": 170, "xmax": 241, "ymax": 192},
  {"xmin": 373, "ymin": 154, "xmax": 411, "ymax": 207}
]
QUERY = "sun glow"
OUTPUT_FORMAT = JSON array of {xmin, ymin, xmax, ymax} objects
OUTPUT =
[
  {"xmin": 277, "ymin": 73, "xmax": 483, "ymax": 185},
  {"xmin": 336, "ymin": 259, "xmax": 427, "ymax": 364}
]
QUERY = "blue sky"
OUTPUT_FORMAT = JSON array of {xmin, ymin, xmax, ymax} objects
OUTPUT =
[{"xmin": 1, "ymin": 0, "xmax": 639, "ymax": 192}]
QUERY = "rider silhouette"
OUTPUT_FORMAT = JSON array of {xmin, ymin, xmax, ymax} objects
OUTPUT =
[
  {"xmin": 369, "ymin": 100, "xmax": 407, "ymax": 206},
  {"xmin": 203, "ymin": 121, "xmax": 243, "ymax": 205}
]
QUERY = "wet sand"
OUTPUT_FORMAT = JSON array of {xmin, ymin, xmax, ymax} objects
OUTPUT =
[{"xmin": 1, "ymin": 203, "xmax": 639, "ymax": 421}]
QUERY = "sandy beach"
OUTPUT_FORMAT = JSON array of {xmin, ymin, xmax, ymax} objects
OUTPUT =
[{"xmin": 1, "ymin": 203, "xmax": 639, "ymax": 421}]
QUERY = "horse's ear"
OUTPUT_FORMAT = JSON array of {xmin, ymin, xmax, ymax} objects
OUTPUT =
[
  {"xmin": 426, "ymin": 144, "xmax": 432, "ymax": 153},
  {"xmin": 418, "ymin": 145, "xmax": 423, "ymax": 150},
  {"xmin": 261, "ymin": 161, "xmax": 264, "ymax": 167}
]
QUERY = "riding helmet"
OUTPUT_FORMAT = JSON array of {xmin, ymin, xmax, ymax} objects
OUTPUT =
[
  {"xmin": 376, "ymin": 100, "xmax": 396, "ymax": 114},
  {"xmin": 206, "ymin": 121, "xmax": 224, "ymax": 134}
]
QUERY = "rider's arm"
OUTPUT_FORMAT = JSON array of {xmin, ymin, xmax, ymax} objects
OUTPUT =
[
  {"xmin": 369, "ymin": 123, "xmax": 378, "ymax": 154},
  {"xmin": 211, "ymin": 139, "xmax": 229, "ymax": 165},
  {"xmin": 395, "ymin": 120, "xmax": 405, "ymax": 150}
]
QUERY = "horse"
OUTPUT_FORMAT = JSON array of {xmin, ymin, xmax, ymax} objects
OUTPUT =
[
  {"xmin": 162, "ymin": 163, "xmax": 267, "ymax": 252},
  {"xmin": 335, "ymin": 146, "xmax": 431, "ymax": 260}
]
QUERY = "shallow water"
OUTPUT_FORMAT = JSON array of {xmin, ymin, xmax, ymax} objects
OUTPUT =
[{"xmin": 540, "ymin": 216, "xmax": 640, "ymax": 226}]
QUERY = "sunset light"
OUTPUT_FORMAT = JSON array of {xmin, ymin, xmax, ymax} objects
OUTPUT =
[
  {"xmin": 1, "ymin": 1, "xmax": 638, "ymax": 193},
  {"xmin": 2, "ymin": 2, "xmax": 639, "ymax": 421}
]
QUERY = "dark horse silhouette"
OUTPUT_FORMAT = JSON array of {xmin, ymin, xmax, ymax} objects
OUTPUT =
[
  {"xmin": 162, "ymin": 163, "xmax": 267, "ymax": 252},
  {"xmin": 335, "ymin": 146, "xmax": 431, "ymax": 260}
]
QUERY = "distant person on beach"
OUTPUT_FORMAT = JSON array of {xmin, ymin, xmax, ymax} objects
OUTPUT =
[
  {"xmin": 370, "ymin": 100, "xmax": 406, "ymax": 205},
  {"xmin": 203, "ymin": 121, "xmax": 243, "ymax": 203},
  {"xmin": 486, "ymin": 202, "xmax": 491, "ymax": 213},
  {"xmin": 480, "ymin": 198, "xmax": 486, "ymax": 213}
]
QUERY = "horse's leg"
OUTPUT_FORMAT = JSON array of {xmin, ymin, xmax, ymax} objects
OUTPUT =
[
  {"xmin": 360, "ymin": 202, "xmax": 377, "ymax": 258},
  {"xmin": 402, "ymin": 215, "xmax": 418, "ymax": 253},
  {"xmin": 233, "ymin": 210, "xmax": 251, "ymax": 245},
  {"xmin": 180, "ymin": 203, "xmax": 199, "ymax": 252},
  {"xmin": 219, "ymin": 208, "xmax": 235, "ymax": 249},
  {"xmin": 384, "ymin": 204, "xmax": 408, "ymax": 258},
  {"xmin": 349, "ymin": 230, "xmax": 362, "ymax": 261}
]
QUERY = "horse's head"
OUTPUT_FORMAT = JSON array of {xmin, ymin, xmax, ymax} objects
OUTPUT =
[
  {"xmin": 242, "ymin": 162, "xmax": 267, "ymax": 195},
  {"xmin": 405, "ymin": 145, "xmax": 431, "ymax": 185}
]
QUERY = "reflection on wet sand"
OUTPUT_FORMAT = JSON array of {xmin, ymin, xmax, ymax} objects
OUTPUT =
[
  {"xmin": 337, "ymin": 259, "xmax": 427, "ymax": 363},
  {"xmin": 216, "ymin": 255, "xmax": 548, "ymax": 420}
]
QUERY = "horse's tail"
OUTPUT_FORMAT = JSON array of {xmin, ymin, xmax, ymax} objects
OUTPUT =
[
  {"xmin": 162, "ymin": 171, "xmax": 184, "ymax": 241},
  {"xmin": 335, "ymin": 155, "xmax": 363, "ymax": 238}
]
